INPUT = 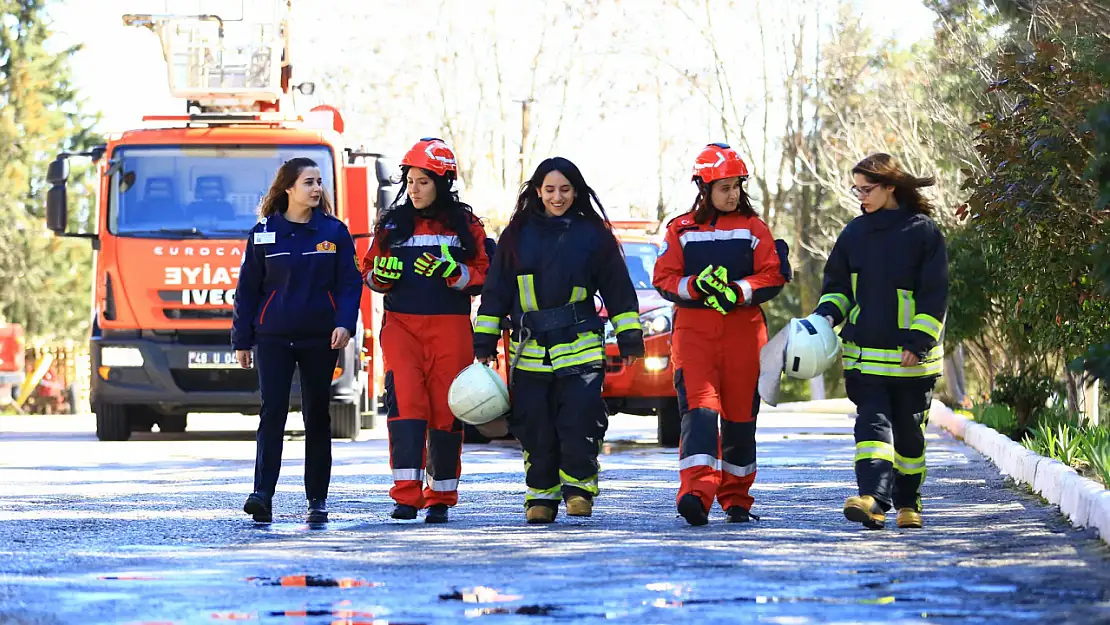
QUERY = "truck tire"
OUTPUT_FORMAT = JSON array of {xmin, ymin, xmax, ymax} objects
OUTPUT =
[
  {"xmin": 158, "ymin": 413, "xmax": 187, "ymax": 433},
  {"xmin": 657, "ymin": 398, "xmax": 681, "ymax": 448},
  {"xmin": 96, "ymin": 403, "xmax": 131, "ymax": 442},
  {"xmin": 330, "ymin": 401, "xmax": 359, "ymax": 440}
]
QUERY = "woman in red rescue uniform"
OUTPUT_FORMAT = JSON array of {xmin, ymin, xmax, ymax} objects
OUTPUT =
[
  {"xmin": 231, "ymin": 157, "xmax": 363, "ymax": 524},
  {"xmin": 653, "ymin": 143, "xmax": 788, "ymax": 526},
  {"xmin": 814, "ymin": 153, "xmax": 947, "ymax": 531},
  {"xmin": 361, "ymin": 138, "xmax": 490, "ymax": 524}
]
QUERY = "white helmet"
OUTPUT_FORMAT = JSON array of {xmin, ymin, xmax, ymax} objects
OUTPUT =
[
  {"xmin": 783, "ymin": 314, "xmax": 840, "ymax": 380},
  {"xmin": 448, "ymin": 363, "xmax": 510, "ymax": 425}
]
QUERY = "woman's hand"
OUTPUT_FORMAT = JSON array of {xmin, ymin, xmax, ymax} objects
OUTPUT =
[
  {"xmin": 331, "ymin": 327, "xmax": 352, "ymax": 350},
  {"xmin": 236, "ymin": 349, "xmax": 253, "ymax": 369},
  {"xmin": 622, "ymin": 356, "xmax": 638, "ymax": 367},
  {"xmin": 477, "ymin": 355, "xmax": 495, "ymax": 366},
  {"xmin": 901, "ymin": 350, "xmax": 920, "ymax": 367}
]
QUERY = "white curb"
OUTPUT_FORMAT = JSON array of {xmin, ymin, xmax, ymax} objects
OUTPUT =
[{"xmin": 930, "ymin": 402, "xmax": 1110, "ymax": 546}]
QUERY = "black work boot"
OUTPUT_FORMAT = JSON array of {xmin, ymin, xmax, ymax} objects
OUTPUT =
[
  {"xmin": 726, "ymin": 506, "xmax": 760, "ymax": 523},
  {"xmin": 425, "ymin": 504, "xmax": 449, "ymax": 524},
  {"xmin": 243, "ymin": 493, "xmax": 272, "ymax": 523},
  {"xmin": 391, "ymin": 503, "xmax": 418, "ymax": 520},
  {"xmin": 677, "ymin": 493, "xmax": 709, "ymax": 526},
  {"xmin": 306, "ymin": 499, "xmax": 328, "ymax": 524}
]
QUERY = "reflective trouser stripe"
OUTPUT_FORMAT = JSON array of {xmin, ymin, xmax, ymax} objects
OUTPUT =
[
  {"xmin": 855, "ymin": 441, "xmax": 894, "ymax": 463},
  {"xmin": 894, "ymin": 453, "xmax": 926, "ymax": 475},
  {"xmin": 559, "ymin": 470, "xmax": 599, "ymax": 496},
  {"xmin": 427, "ymin": 478, "xmax": 460, "ymax": 491},
  {"xmin": 679, "ymin": 453, "xmax": 721, "ymax": 471},
  {"xmin": 393, "ymin": 468, "xmax": 425, "ymax": 481},
  {"xmin": 721, "ymin": 460, "xmax": 757, "ymax": 477},
  {"xmin": 525, "ymin": 486, "xmax": 562, "ymax": 501}
]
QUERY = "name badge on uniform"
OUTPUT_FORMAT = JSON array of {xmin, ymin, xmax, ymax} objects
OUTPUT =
[{"xmin": 254, "ymin": 231, "xmax": 276, "ymax": 245}]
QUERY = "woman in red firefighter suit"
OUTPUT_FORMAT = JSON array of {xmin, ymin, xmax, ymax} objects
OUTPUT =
[
  {"xmin": 473, "ymin": 157, "xmax": 644, "ymax": 524},
  {"xmin": 361, "ymin": 138, "xmax": 490, "ymax": 524},
  {"xmin": 653, "ymin": 143, "xmax": 789, "ymax": 526},
  {"xmin": 813, "ymin": 153, "xmax": 947, "ymax": 531}
]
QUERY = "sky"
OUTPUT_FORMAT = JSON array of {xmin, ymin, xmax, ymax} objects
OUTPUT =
[{"xmin": 47, "ymin": 0, "xmax": 940, "ymax": 218}]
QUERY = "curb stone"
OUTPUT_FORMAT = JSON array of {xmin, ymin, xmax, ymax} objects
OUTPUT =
[{"xmin": 931, "ymin": 402, "xmax": 1110, "ymax": 546}]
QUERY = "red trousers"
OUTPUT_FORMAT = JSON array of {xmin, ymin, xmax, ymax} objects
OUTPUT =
[
  {"xmin": 381, "ymin": 312, "xmax": 472, "ymax": 508},
  {"xmin": 672, "ymin": 306, "xmax": 767, "ymax": 512}
]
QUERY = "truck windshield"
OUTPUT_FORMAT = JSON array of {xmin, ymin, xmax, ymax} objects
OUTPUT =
[
  {"xmin": 623, "ymin": 241, "xmax": 658, "ymax": 290},
  {"xmin": 108, "ymin": 145, "xmax": 335, "ymax": 238}
]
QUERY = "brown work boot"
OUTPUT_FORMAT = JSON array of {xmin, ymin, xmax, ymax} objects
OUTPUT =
[
  {"xmin": 843, "ymin": 495, "xmax": 886, "ymax": 529},
  {"xmin": 896, "ymin": 507, "xmax": 923, "ymax": 529},
  {"xmin": 565, "ymin": 496, "xmax": 593, "ymax": 517},
  {"xmin": 525, "ymin": 505, "xmax": 556, "ymax": 524}
]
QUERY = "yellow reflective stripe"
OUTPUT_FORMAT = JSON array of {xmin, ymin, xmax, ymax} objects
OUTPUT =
[
  {"xmin": 894, "ymin": 452, "xmax": 927, "ymax": 475},
  {"xmin": 559, "ymin": 469, "xmax": 599, "ymax": 495},
  {"xmin": 844, "ymin": 358, "xmax": 943, "ymax": 378},
  {"xmin": 855, "ymin": 441, "xmax": 894, "ymax": 462},
  {"xmin": 849, "ymin": 305, "xmax": 860, "ymax": 324},
  {"xmin": 509, "ymin": 340, "xmax": 547, "ymax": 359},
  {"xmin": 514, "ymin": 357, "xmax": 553, "ymax": 373},
  {"xmin": 897, "ymin": 289, "xmax": 915, "ymax": 330},
  {"xmin": 611, "ymin": 311, "xmax": 640, "ymax": 334},
  {"xmin": 819, "ymin": 293, "xmax": 849, "ymax": 316},
  {"xmin": 518, "ymin": 274, "xmax": 539, "ymax": 312},
  {"xmin": 548, "ymin": 333, "xmax": 602, "ymax": 358},
  {"xmin": 842, "ymin": 343, "xmax": 944, "ymax": 364},
  {"xmin": 551, "ymin": 347, "xmax": 605, "ymax": 370},
  {"xmin": 525, "ymin": 485, "xmax": 562, "ymax": 501},
  {"xmin": 910, "ymin": 313, "xmax": 943, "ymax": 340},
  {"xmin": 570, "ymin": 286, "xmax": 588, "ymax": 303},
  {"xmin": 851, "ymin": 273, "xmax": 858, "ymax": 297},
  {"xmin": 474, "ymin": 315, "xmax": 501, "ymax": 335}
]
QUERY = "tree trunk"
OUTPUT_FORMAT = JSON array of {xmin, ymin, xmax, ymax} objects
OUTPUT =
[{"xmin": 943, "ymin": 343, "xmax": 969, "ymax": 408}]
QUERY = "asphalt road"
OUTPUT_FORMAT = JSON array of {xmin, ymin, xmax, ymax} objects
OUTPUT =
[{"xmin": 1, "ymin": 405, "xmax": 1109, "ymax": 624}]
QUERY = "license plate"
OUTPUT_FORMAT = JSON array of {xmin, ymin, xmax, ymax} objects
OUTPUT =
[{"xmin": 187, "ymin": 351, "xmax": 239, "ymax": 369}]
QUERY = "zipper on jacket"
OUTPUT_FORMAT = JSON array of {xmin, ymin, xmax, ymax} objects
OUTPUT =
[
  {"xmin": 259, "ymin": 292, "xmax": 277, "ymax": 324},
  {"xmin": 328, "ymin": 293, "xmax": 336, "ymax": 311}
]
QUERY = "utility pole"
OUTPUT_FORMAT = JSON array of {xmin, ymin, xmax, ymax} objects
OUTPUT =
[{"xmin": 515, "ymin": 98, "xmax": 534, "ymax": 187}]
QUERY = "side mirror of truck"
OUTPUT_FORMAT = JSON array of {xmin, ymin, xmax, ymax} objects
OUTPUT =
[
  {"xmin": 375, "ymin": 159, "xmax": 394, "ymax": 186},
  {"xmin": 46, "ymin": 157, "xmax": 69, "ymax": 184},
  {"xmin": 46, "ymin": 184, "xmax": 68, "ymax": 234}
]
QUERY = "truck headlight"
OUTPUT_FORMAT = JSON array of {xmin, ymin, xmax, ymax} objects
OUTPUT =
[
  {"xmin": 640, "ymin": 307, "xmax": 673, "ymax": 337},
  {"xmin": 101, "ymin": 346, "xmax": 144, "ymax": 367}
]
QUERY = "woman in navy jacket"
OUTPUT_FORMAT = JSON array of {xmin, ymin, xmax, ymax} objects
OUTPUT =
[{"xmin": 231, "ymin": 157, "xmax": 363, "ymax": 524}]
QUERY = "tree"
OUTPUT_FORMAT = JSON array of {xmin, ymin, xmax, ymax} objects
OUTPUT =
[{"xmin": 0, "ymin": 0, "xmax": 100, "ymax": 341}]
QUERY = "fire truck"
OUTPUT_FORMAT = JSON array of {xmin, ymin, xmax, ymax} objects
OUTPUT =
[{"xmin": 43, "ymin": 2, "xmax": 392, "ymax": 441}]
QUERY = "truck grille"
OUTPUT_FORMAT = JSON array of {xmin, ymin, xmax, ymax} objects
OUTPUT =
[
  {"xmin": 171, "ymin": 369, "xmax": 259, "ymax": 393},
  {"xmin": 164, "ymin": 308, "xmax": 234, "ymax": 320}
]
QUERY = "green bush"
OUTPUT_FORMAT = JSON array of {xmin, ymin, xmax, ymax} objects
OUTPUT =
[
  {"xmin": 970, "ymin": 402, "xmax": 1019, "ymax": 438},
  {"xmin": 991, "ymin": 373, "xmax": 1066, "ymax": 433},
  {"xmin": 1085, "ymin": 441, "xmax": 1110, "ymax": 488}
]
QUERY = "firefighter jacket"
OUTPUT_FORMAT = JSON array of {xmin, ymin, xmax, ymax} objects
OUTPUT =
[
  {"xmin": 653, "ymin": 210, "xmax": 787, "ymax": 310},
  {"xmin": 814, "ymin": 206, "xmax": 948, "ymax": 379},
  {"xmin": 473, "ymin": 212, "xmax": 645, "ymax": 376},
  {"xmin": 231, "ymin": 209, "xmax": 363, "ymax": 349},
  {"xmin": 361, "ymin": 213, "xmax": 490, "ymax": 316}
]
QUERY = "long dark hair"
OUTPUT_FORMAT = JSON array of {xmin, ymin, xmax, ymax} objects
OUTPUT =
[
  {"xmin": 497, "ymin": 157, "xmax": 613, "ymax": 266},
  {"xmin": 372, "ymin": 166, "xmax": 480, "ymax": 261},
  {"xmin": 259, "ymin": 157, "xmax": 335, "ymax": 218},
  {"xmin": 851, "ymin": 153, "xmax": 936, "ymax": 215},
  {"xmin": 690, "ymin": 178, "xmax": 756, "ymax": 224}
]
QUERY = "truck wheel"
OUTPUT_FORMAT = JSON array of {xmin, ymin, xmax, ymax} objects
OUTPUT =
[
  {"xmin": 331, "ymin": 402, "xmax": 359, "ymax": 440},
  {"xmin": 96, "ymin": 403, "xmax": 131, "ymax": 442},
  {"xmin": 657, "ymin": 398, "xmax": 681, "ymax": 448},
  {"xmin": 158, "ymin": 413, "xmax": 187, "ymax": 433}
]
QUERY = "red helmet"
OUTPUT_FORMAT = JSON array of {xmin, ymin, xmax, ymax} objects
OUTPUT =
[
  {"xmin": 691, "ymin": 142, "xmax": 749, "ymax": 184},
  {"xmin": 401, "ymin": 137, "xmax": 457, "ymax": 177}
]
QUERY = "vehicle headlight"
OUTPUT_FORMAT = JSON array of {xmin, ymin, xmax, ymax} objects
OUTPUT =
[
  {"xmin": 640, "ymin": 307, "xmax": 673, "ymax": 337},
  {"xmin": 101, "ymin": 346, "xmax": 144, "ymax": 367}
]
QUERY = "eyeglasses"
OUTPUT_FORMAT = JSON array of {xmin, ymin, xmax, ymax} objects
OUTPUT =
[{"xmin": 850, "ymin": 183, "xmax": 880, "ymax": 199}]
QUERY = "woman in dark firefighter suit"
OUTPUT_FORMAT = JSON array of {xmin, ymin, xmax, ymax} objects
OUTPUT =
[
  {"xmin": 653, "ymin": 143, "xmax": 789, "ymax": 526},
  {"xmin": 473, "ymin": 157, "xmax": 644, "ymax": 524},
  {"xmin": 361, "ymin": 138, "xmax": 490, "ymax": 524},
  {"xmin": 232, "ymin": 157, "xmax": 364, "ymax": 524},
  {"xmin": 814, "ymin": 153, "xmax": 948, "ymax": 531}
]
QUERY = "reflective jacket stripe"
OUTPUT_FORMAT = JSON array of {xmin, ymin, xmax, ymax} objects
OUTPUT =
[
  {"xmin": 394, "ymin": 234, "xmax": 461, "ymax": 248},
  {"xmin": 474, "ymin": 315, "xmax": 501, "ymax": 335},
  {"xmin": 611, "ymin": 311, "xmax": 640, "ymax": 335},
  {"xmin": 897, "ymin": 289, "xmax": 915, "ymax": 329},
  {"xmin": 518, "ymin": 274, "xmax": 539, "ymax": 312},
  {"xmin": 910, "ymin": 313, "xmax": 943, "ymax": 340}
]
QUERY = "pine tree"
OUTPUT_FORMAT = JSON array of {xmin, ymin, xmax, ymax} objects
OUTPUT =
[{"xmin": 0, "ymin": 0, "xmax": 100, "ymax": 342}]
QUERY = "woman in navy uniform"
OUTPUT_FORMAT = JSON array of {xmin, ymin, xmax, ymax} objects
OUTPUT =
[
  {"xmin": 473, "ymin": 157, "xmax": 644, "ymax": 524},
  {"xmin": 231, "ymin": 157, "xmax": 363, "ymax": 524},
  {"xmin": 813, "ymin": 153, "xmax": 948, "ymax": 531}
]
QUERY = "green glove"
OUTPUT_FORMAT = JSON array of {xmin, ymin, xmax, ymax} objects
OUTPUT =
[
  {"xmin": 414, "ymin": 243, "xmax": 460, "ymax": 279},
  {"xmin": 373, "ymin": 256, "xmax": 404, "ymax": 283},
  {"xmin": 695, "ymin": 264, "xmax": 731, "ymax": 298}
]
